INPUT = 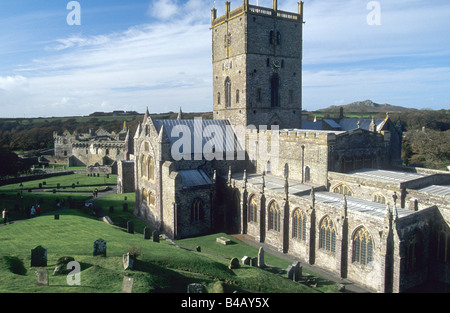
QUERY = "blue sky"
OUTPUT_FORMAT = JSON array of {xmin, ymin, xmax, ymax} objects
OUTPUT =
[{"xmin": 0, "ymin": 0, "xmax": 449, "ymax": 118}]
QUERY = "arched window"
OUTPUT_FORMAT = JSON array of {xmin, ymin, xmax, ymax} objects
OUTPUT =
[
  {"xmin": 148, "ymin": 156, "xmax": 155, "ymax": 181},
  {"xmin": 140, "ymin": 155, "xmax": 146, "ymax": 177},
  {"xmin": 236, "ymin": 89, "xmax": 240, "ymax": 104},
  {"xmin": 320, "ymin": 216, "xmax": 336, "ymax": 253},
  {"xmin": 333, "ymin": 184, "xmax": 353, "ymax": 197},
  {"xmin": 142, "ymin": 188, "xmax": 148, "ymax": 204},
  {"xmin": 217, "ymin": 92, "xmax": 221, "ymax": 105},
  {"xmin": 248, "ymin": 195, "xmax": 258, "ymax": 223},
  {"xmin": 144, "ymin": 142, "xmax": 149, "ymax": 152},
  {"xmin": 270, "ymin": 74, "xmax": 280, "ymax": 107},
  {"xmin": 268, "ymin": 201, "xmax": 281, "ymax": 232},
  {"xmin": 269, "ymin": 30, "xmax": 274, "ymax": 45},
  {"xmin": 372, "ymin": 193, "xmax": 386, "ymax": 204},
  {"xmin": 406, "ymin": 231, "xmax": 422, "ymax": 271},
  {"xmin": 191, "ymin": 198, "xmax": 204, "ymax": 223},
  {"xmin": 352, "ymin": 227, "xmax": 374, "ymax": 266},
  {"xmin": 434, "ymin": 222, "xmax": 449, "ymax": 263},
  {"xmin": 148, "ymin": 191, "xmax": 155, "ymax": 207},
  {"xmin": 293, "ymin": 209, "xmax": 307, "ymax": 241},
  {"xmin": 304, "ymin": 166, "xmax": 311, "ymax": 182},
  {"xmin": 225, "ymin": 77, "xmax": 231, "ymax": 108}
]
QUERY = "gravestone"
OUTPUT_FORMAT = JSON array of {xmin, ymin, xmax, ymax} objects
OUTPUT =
[
  {"xmin": 258, "ymin": 247, "xmax": 265, "ymax": 268},
  {"xmin": 54, "ymin": 214, "xmax": 59, "ymax": 220},
  {"xmin": 127, "ymin": 221, "xmax": 134, "ymax": 234},
  {"xmin": 286, "ymin": 265, "xmax": 294, "ymax": 280},
  {"xmin": 93, "ymin": 239, "xmax": 106, "ymax": 257},
  {"xmin": 152, "ymin": 230, "xmax": 160, "ymax": 242},
  {"xmin": 31, "ymin": 246, "xmax": 47, "ymax": 267},
  {"xmin": 250, "ymin": 257, "xmax": 258, "ymax": 267},
  {"xmin": 123, "ymin": 203, "xmax": 128, "ymax": 212},
  {"xmin": 216, "ymin": 236, "xmax": 231, "ymax": 245},
  {"xmin": 229, "ymin": 257, "xmax": 240, "ymax": 270},
  {"xmin": 123, "ymin": 253, "xmax": 134, "ymax": 270},
  {"xmin": 241, "ymin": 256, "xmax": 250, "ymax": 265},
  {"xmin": 102, "ymin": 216, "xmax": 114, "ymax": 225},
  {"xmin": 121, "ymin": 276, "xmax": 134, "ymax": 293},
  {"xmin": 292, "ymin": 261, "xmax": 302, "ymax": 281},
  {"xmin": 196, "ymin": 246, "xmax": 201, "ymax": 252},
  {"xmin": 36, "ymin": 269, "xmax": 49, "ymax": 286},
  {"xmin": 187, "ymin": 283, "xmax": 204, "ymax": 293},
  {"xmin": 144, "ymin": 227, "xmax": 151, "ymax": 239}
]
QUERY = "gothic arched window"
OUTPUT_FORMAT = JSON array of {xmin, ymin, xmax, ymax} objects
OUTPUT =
[
  {"xmin": 148, "ymin": 156, "xmax": 155, "ymax": 181},
  {"xmin": 293, "ymin": 209, "xmax": 307, "ymax": 241},
  {"xmin": 248, "ymin": 195, "xmax": 258, "ymax": 223},
  {"xmin": 320, "ymin": 216, "xmax": 336, "ymax": 253},
  {"xmin": 191, "ymin": 198, "xmax": 204, "ymax": 223},
  {"xmin": 434, "ymin": 222, "xmax": 449, "ymax": 263},
  {"xmin": 225, "ymin": 77, "xmax": 231, "ymax": 108},
  {"xmin": 406, "ymin": 231, "xmax": 422, "ymax": 271},
  {"xmin": 333, "ymin": 184, "xmax": 353, "ymax": 197},
  {"xmin": 268, "ymin": 200, "xmax": 281, "ymax": 232},
  {"xmin": 352, "ymin": 227, "xmax": 374, "ymax": 266},
  {"xmin": 372, "ymin": 193, "xmax": 386, "ymax": 204}
]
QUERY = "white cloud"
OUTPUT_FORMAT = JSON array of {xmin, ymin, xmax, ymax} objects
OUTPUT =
[{"xmin": 148, "ymin": 0, "xmax": 180, "ymax": 20}]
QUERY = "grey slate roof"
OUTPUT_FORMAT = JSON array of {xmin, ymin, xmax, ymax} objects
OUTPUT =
[
  {"xmin": 179, "ymin": 169, "xmax": 213, "ymax": 188},
  {"xmin": 346, "ymin": 169, "xmax": 429, "ymax": 184},
  {"xmin": 153, "ymin": 119, "xmax": 244, "ymax": 157},
  {"xmin": 416, "ymin": 185, "xmax": 450, "ymax": 197}
]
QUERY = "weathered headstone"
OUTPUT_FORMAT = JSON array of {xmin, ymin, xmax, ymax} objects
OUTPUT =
[
  {"xmin": 229, "ymin": 257, "xmax": 240, "ymax": 269},
  {"xmin": 123, "ymin": 203, "xmax": 128, "ymax": 212},
  {"xmin": 54, "ymin": 214, "xmax": 59, "ymax": 220},
  {"xmin": 144, "ymin": 227, "xmax": 151, "ymax": 239},
  {"xmin": 187, "ymin": 283, "xmax": 204, "ymax": 293},
  {"xmin": 121, "ymin": 276, "xmax": 134, "ymax": 293},
  {"xmin": 123, "ymin": 253, "xmax": 134, "ymax": 270},
  {"xmin": 93, "ymin": 239, "xmax": 106, "ymax": 257},
  {"xmin": 152, "ymin": 230, "xmax": 160, "ymax": 242},
  {"xmin": 216, "ymin": 236, "xmax": 231, "ymax": 245},
  {"xmin": 250, "ymin": 257, "xmax": 258, "ymax": 267},
  {"xmin": 196, "ymin": 246, "xmax": 201, "ymax": 252},
  {"xmin": 258, "ymin": 247, "xmax": 265, "ymax": 268},
  {"xmin": 102, "ymin": 216, "xmax": 114, "ymax": 225},
  {"xmin": 292, "ymin": 261, "xmax": 302, "ymax": 281},
  {"xmin": 31, "ymin": 246, "xmax": 47, "ymax": 267},
  {"xmin": 286, "ymin": 265, "xmax": 294, "ymax": 280},
  {"xmin": 53, "ymin": 256, "xmax": 75, "ymax": 276},
  {"xmin": 241, "ymin": 256, "xmax": 250, "ymax": 265},
  {"xmin": 127, "ymin": 221, "xmax": 134, "ymax": 234},
  {"xmin": 36, "ymin": 269, "xmax": 49, "ymax": 286}
]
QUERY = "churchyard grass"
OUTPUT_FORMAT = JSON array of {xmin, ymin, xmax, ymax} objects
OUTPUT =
[
  {"xmin": 0, "ymin": 173, "xmax": 117, "ymax": 193},
  {"xmin": 0, "ymin": 212, "xmax": 320, "ymax": 293}
]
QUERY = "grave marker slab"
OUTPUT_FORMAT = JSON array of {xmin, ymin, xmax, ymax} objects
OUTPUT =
[
  {"xmin": 31, "ymin": 246, "xmax": 47, "ymax": 267},
  {"xmin": 144, "ymin": 227, "xmax": 151, "ymax": 239},
  {"xmin": 36, "ymin": 269, "xmax": 49, "ymax": 286},
  {"xmin": 93, "ymin": 239, "xmax": 106, "ymax": 257},
  {"xmin": 121, "ymin": 276, "xmax": 134, "ymax": 293},
  {"xmin": 127, "ymin": 221, "xmax": 134, "ymax": 234},
  {"xmin": 152, "ymin": 230, "xmax": 160, "ymax": 242},
  {"xmin": 258, "ymin": 247, "xmax": 265, "ymax": 268},
  {"xmin": 123, "ymin": 253, "xmax": 134, "ymax": 270}
]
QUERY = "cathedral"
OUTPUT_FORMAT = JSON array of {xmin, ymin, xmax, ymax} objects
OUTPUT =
[{"xmin": 119, "ymin": 1, "xmax": 450, "ymax": 293}]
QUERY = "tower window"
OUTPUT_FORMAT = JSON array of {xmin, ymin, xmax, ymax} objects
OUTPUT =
[
  {"xmin": 225, "ymin": 77, "xmax": 231, "ymax": 108},
  {"xmin": 217, "ymin": 92, "xmax": 221, "ymax": 105},
  {"xmin": 269, "ymin": 31, "xmax": 275, "ymax": 45},
  {"xmin": 276, "ymin": 32, "xmax": 281, "ymax": 45},
  {"xmin": 236, "ymin": 89, "xmax": 240, "ymax": 103},
  {"xmin": 270, "ymin": 73, "xmax": 280, "ymax": 107},
  {"xmin": 289, "ymin": 90, "xmax": 294, "ymax": 104}
]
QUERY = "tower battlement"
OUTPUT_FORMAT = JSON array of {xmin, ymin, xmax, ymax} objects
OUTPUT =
[{"xmin": 211, "ymin": 1, "xmax": 303, "ymax": 28}]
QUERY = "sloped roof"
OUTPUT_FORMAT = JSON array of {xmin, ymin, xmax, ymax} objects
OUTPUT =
[
  {"xmin": 179, "ymin": 169, "xmax": 213, "ymax": 188},
  {"xmin": 338, "ymin": 118, "xmax": 386, "ymax": 132},
  {"xmin": 152, "ymin": 119, "xmax": 244, "ymax": 157}
]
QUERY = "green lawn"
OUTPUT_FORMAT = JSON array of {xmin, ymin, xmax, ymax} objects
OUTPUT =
[{"xmin": 0, "ymin": 212, "xmax": 321, "ymax": 293}]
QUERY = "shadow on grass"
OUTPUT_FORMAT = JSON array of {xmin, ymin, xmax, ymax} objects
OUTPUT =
[{"xmin": 3, "ymin": 256, "xmax": 27, "ymax": 275}]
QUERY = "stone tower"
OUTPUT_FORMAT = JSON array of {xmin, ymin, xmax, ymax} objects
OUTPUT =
[{"xmin": 211, "ymin": 0, "xmax": 304, "ymax": 129}]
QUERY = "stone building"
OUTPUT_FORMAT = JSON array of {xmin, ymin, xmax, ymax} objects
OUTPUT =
[
  {"xmin": 53, "ymin": 123, "xmax": 131, "ymax": 169},
  {"xmin": 128, "ymin": 1, "xmax": 449, "ymax": 293}
]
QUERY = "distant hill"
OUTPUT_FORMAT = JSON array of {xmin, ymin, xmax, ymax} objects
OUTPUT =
[{"xmin": 318, "ymin": 100, "xmax": 411, "ymax": 113}]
